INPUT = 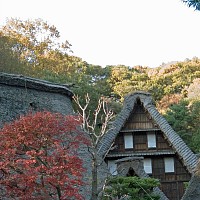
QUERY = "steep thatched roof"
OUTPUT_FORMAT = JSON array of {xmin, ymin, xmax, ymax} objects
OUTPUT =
[
  {"xmin": 182, "ymin": 159, "xmax": 200, "ymax": 200},
  {"xmin": 97, "ymin": 91, "xmax": 198, "ymax": 173},
  {"xmin": 0, "ymin": 72, "xmax": 73, "ymax": 98},
  {"xmin": 181, "ymin": 175, "xmax": 200, "ymax": 200}
]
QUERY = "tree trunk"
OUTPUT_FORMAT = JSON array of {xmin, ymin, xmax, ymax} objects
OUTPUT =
[{"xmin": 91, "ymin": 150, "xmax": 98, "ymax": 200}]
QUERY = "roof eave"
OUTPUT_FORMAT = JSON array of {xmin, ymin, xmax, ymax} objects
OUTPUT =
[{"xmin": 0, "ymin": 72, "xmax": 74, "ymax": 98}]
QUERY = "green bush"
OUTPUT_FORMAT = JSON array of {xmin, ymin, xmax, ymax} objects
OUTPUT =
[{"xmin": 102, "ymin": 176, "xmax": 160, "ymax": 200}]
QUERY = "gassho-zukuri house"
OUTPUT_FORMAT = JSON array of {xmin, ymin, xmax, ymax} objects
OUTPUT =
[
  {"xmin": 0, "ymin": 72, "xmax": 199, "ymax": 200},
  {"xmin": 97, "ymin": 91, "xmax": 198, "ymax": 200}
]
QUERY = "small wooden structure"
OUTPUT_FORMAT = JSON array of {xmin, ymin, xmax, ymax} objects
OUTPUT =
[{"xmin": 98, "ymin": 91, "xmax": 198, "ymax": 200}]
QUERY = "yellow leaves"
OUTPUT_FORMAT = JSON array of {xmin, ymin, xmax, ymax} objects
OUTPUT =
[{"xmin": 1, "ymin": 18, "xmax": 72, "ymax": 69}]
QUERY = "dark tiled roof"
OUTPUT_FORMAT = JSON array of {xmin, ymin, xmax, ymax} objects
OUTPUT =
[
  {"xmin": 97, "ymin": 91, "xmax": 198, "ymax": 173},
  {"xmin": 0, "ymin": 72, "xmax": 73, "ymax": 98}
]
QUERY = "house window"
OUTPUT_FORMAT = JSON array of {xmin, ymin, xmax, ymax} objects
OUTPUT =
[
  {"xmin": 124, "ymin": 134, "xmax": 133, "ymax": 149},
  {"xmin": 147, "ymin": 133, "xmax": 156, "ymax": 148},
  {"xmin": 143, "ymin": 158, "xmax": 152, "ymax": 174},
  {"xmin": 164, "ymin": 157, "xmax": 175, "ymax": 173},
  {"xmin": 107, "ymin": 160, "xmax": 117, "ymax": 175}
]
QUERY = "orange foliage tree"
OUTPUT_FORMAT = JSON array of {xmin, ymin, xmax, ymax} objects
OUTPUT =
[{"xmin": 0, "ymin": 111, "xmax": 88, "ymax": 200}]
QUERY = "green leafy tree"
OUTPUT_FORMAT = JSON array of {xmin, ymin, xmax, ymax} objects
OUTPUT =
[
  {"xmin": 102, "ymin": 176, "xmax": 160, "ymax": 200},
  {"xmin": 164, "ymin": 99, "xmax": 200, "ymax": 153},
  {"xmin": 1, "ymin": 18, "xmax": 71, "ymax": 64},
  {"xmin": 108, "ymin": 65, "xmax": 133, "ymax": 100},
  {"xmin": 0, "ymin": 18, "xmax": 72, "ymax": 78},
  {"xmin": 0, "ymin": 34, "xmax": 28, "ymax": 74},
  {"xmin": 71, "ymin": 64, "xmax": 118, "ymax": 117},
  {"xmin": 187, "ymin": 100, "xmax": 200, "ymax": 152},
  {"xmin": 164, "ymin": 100, "xmax": 192, "ymax": 146},
  {"xmin": 108, "ymin": 65, "xmax": 149, "ymax": 101}
]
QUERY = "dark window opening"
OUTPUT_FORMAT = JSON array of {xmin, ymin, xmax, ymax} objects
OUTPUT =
[{"xmin": 126, "ymin": 167, "xmax": 138, "ymax": 177}]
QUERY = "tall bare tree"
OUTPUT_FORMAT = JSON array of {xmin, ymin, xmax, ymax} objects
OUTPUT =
[{"xmin": 73, "ymin": 94, "xmax": 114, "ymax": 200}]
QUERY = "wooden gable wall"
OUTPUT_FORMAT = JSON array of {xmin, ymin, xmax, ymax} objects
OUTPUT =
[{"xmin": 122, "ymin": 100, "xmax": 157, "ymax": 130}]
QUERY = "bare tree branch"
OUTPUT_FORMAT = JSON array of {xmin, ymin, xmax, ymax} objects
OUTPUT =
[{"xmin": 73, "ymin": 94, "xmax": 115, "ymax": 200}]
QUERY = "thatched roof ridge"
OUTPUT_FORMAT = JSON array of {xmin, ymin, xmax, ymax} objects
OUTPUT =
[
  {"xmin": 97, "ymin": 91, "xmax": 198, "ymax": 173},
  {"xmin": 0, "ymin": 73, "xmax": 73, "ymax": 98}
]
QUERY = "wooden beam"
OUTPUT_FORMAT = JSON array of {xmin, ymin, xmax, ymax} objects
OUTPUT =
[{"xmin": 120, "ymin": 128, "xmax": 160, "ymax": 133}]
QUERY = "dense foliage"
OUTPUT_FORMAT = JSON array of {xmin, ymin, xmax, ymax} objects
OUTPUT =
[
  {"xmin": 182, "ymin": 0, "xmax": 200, "ymax": 10},
  {"xmin": 165, "ymin": 99, "xmax": 200, "ymax": 153},
  {"xmin": 0, "ymin": 111, "xmax": 88, "ymax": 199},
  {"xmin": 1, "ymin": 18, "xmax": 200, "ymax": 153},
  {"xmin": 102, "ymin": 176, "xmax": 160, "ymax": 200}
]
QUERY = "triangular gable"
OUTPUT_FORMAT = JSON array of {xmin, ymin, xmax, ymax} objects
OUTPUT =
[
  {"xmin": 97, "ymin": 91, "xmax": 198, "ymax": 173},
  {"xmin": 121, "ymin": 99, "xmax": 158, "ymax": 130}
]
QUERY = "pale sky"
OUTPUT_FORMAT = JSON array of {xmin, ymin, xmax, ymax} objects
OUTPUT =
[{"xmin": 0, "ymin": 0, "xmax": 200, "ymax": 68}]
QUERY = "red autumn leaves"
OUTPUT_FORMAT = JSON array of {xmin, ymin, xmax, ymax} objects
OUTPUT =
[{"xmin": 0, "ymin": 111, "xmax": 88, "ymax": 200}]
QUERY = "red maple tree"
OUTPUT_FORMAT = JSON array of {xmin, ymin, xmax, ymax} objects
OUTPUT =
[{"xmin": 0, "ymin": 111, "xmax": 88, "ymax": 200}]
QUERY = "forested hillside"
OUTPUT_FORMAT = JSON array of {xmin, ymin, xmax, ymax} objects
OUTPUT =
[{"xmin": 1, "ymin": 18, "xmax": 200, "ymax": 153}]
